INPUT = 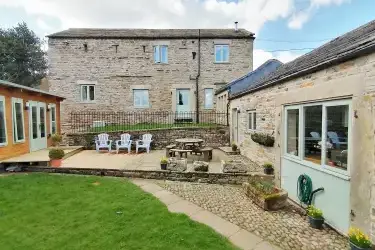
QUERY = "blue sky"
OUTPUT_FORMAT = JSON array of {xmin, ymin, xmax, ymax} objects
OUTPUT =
[{"xmin": 0, "ymin": 0, "xmax": 374, "ymax": 68}]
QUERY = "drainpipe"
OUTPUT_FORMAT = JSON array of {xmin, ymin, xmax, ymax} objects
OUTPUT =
[{"xmin": 196, "ymin": 29, "xmax": 201, "ymax": 123}]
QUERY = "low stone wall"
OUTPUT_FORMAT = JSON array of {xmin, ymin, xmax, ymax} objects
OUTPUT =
[
  {"xmin": 65, "ymin": 126, "xmax": 230, "ymax": 149},
  {"xmin": 23, "ymin": 166, "xmax": 273, "ymax": 185}
]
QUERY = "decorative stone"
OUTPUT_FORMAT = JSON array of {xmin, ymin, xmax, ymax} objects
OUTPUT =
[
  {"xmin": 193, "ymin": 161, "xmax": 209, "ymax": 172},
  {"xmin": 221, "ymin": 160, "xmax": 247, "ymax": 173},
  {"xmin": 242, "ymin": 182, "xmax": 288, "ymax": 211},
  {"xmin": 167, "ymin": 157, "xmax": 187, "ymax": 172}
]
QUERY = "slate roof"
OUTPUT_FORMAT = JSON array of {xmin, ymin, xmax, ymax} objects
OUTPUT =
[
  {"xmin": 0, "ymin": 80, "xmax": 65, "ymax": 99},
  {"xmin": 47, "ymin": 28, "xmax": 254, "ymax": 39},
  {"xmin": 215, "ymin": 59, "xmax": 283, "ymax": 95},
  {"xmin": 230, "ymin": 19, "xmax": 375, "ymax": 100}
]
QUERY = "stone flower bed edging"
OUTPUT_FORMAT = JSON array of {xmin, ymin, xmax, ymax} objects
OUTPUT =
[
  {"xmin": 23, "ymin": 166, "xmax": 273, "ymax": 185},
  {"xmin": 242, "ymin": 182, "xmax": 288, "ymax": 211}
]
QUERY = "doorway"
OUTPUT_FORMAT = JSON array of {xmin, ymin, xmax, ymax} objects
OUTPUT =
[
  {"xmin": 29, "ymin": 101, "xmax": 47, "ymax": 152},
  {"xmin": 176, "ymin": 89, "xmax": 191, "ymax": 120}
]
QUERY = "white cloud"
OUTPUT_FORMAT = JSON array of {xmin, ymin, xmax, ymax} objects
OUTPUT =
[
  {"xmin": 288, "ymin": 10, "xmax": 311, "ymax": 29},
  {"xmin": 253, "ymin": 49, "xmax": 302, "ymax": 69}
]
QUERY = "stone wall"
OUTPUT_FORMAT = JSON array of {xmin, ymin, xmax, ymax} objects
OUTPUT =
[
  {"xmin": 48, "ymin": 37, "xmax": 253, "ymax": 131},
  {"xmin": 229, "ymin": 52, "xmax": 375, "ymax": 238},
  {"xmin": 65, "ymin": 126, "xmax": 230, "ymax": 149}
]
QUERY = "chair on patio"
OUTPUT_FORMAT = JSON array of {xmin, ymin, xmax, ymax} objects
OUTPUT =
[
  {"xmin": 136, "ymin": 134, "xmax": 153, "ymax": 154},
  {"xmin": 115, "ymin": 133, "xmax": 132, "ymax": 154},
  {"xmin": 327, "ymin": 131, "xmax": 347, "ymax": 148},
  {"xmin": 95, "ymin": 133, "xmax": 112, "ymax": 152}
]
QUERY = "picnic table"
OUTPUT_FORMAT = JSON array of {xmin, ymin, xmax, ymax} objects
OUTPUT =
[{"xmin": 175, "ymin": 138, "xmax": 204, "ymax": 150}]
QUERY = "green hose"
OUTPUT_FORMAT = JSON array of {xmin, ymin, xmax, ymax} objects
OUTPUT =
[{"xmin": 297, "ymin": 174, "xmax": 313, "ymax": 204}]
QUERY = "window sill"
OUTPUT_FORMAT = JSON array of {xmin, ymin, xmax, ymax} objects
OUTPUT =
[
  {"xmin": 80, "ymin": 101, "xmax": 96, "ymax": 104},
  {"xmin": 13, "ymin": 140, "xmax": 26, "ymax": 144},
  {"xmin": 134, "ymin": 106, "xmax": 150, "ymax": 109},
  {"xmin": 282, "ymin": 155, "xmax": 350, "ymax": 181},
  {"xmin": 214, "ymin": 62, "xmax": 230, "ymax": 64},
  {"xmin": 154, "ymin": 63, "xmax": 168, "ymax": 65},
  {"xmin": 0, "ymin": 143, "xmax": 8, "ymax": 147}
]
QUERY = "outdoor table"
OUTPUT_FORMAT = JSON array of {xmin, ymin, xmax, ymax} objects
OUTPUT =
[{"xmin": 175, "ymin": 138, "xmax": 204, "ymax": 150}]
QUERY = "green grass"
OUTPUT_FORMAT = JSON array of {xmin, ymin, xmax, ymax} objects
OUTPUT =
[
  {"xmin": 0, "ymin": 174, "xmax": 237, "ymax": 250},
  {"xmin": 89, "ymin": 122, "xmax": 219, "ymax": 132}
]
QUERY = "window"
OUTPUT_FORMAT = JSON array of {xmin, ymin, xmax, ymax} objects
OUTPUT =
[
  {"xmin": 204, "ymin": 88, "xmax": 213, "ymax": 109},
  {"xmin": 247, "ymin": 111, "xmax": 257, "ymax": 130},
  {"xmin": 215, "ymin": 45, "xmax": 229, "ymax": 63},
  {"xmin": 0, "ymin": 96, "xmax": 7, "ymax": 146},
  {"xmin": 133, "ymin": 89, "xmax": 150, "ymax": 108},
  {"xmin": 12, "ymin": 98, "xmax": 25, "ymax": 143},
  {"xmin": 284, "ymin": 100, "xmax": 351, "ymax": 175},
  {"xmin": 154, "ymin": 45, "xmax": 168, "ymax": 63},
  {"xmin": 81, "ymin": 85, "xmax": 95, "ymax": 102},
  {"xmin": 50, "ymin": 104, "xmax": 57, "ymax": 135}
]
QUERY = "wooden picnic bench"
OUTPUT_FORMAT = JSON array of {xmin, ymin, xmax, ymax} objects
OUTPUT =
[
  {"xmin": 165, "ymin": 144, "xmax": 176, "ymax": 157},
  {"xmin": 195, "ymin": 147, "xmax": 213, "ymax": 161},
  {"xmin": 170, "ymin": 148, "xmax": 192, "ymax": 159}
]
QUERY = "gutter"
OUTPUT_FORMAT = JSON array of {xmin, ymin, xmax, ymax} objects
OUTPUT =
[
  {"xmin": 196, "ymin": 29, "xmax": 201, "ymax": 123},
  {"xmin": 229, "ymin": 42, "xmax": 375, "ymax": 100}
]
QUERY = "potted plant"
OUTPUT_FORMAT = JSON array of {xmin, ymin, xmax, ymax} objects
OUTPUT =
[
  {"xmin": 231, "ymin": 142, "xmax": 238, "ymax": 152},
  {"xmin": 348, "ymin": 227, "xmax": 372, "ymax": 250},
  {"xmin": 51, "ymin": 134, "xmax": 62, "ymax": 147},
  {"xmin": 160, "ymin": 157, "xmax": 168, "ymax": 170},
  {"xmin": 263, "ymin": 163, "xmax": 274, "ymax": 175},
  {"xmin": 49, "ymin": 148, "xmax": 65, "ymax": 167},
  {"xmin": 307, "ymin": 205, "xmax": 324, "ymax": 229}
]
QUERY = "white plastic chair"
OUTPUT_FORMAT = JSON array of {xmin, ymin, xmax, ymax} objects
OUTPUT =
[
  {"xmin": 327, "ymin": 131, "xmax": 347, "ymax": 147},
  {"xmin": 115, "ymin": 134, "xmax": 132, "ymax": 154},
  {"xmin": 136, "ymin": 134, "xmax": 153, "ymax": 154},
  {"xmin": 95, "ymin": 133, "xmax": 112, "ymax": 152},
  {"xmin": 310, "ymin": 132, "xmax": 320, "ymax": 139}
]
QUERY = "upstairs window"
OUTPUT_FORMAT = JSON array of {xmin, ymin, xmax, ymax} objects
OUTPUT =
[
  {"xmin": 154, "ymin": 45, "xmax": 168, "ymax": 63},
  {"xmin": 204, "ymin": 88, "xmax": 213, "ymax": 109},
  {"xmin": 215, "ymin": 45, "xmax": 229, "ymax": 63},
  {"xmin": 81, "ymin": 85, "xmax": 95, "ymax": 102},
  {"xmin": 0, "ymin": 96, "xmax": 6, "ymax": 146}
]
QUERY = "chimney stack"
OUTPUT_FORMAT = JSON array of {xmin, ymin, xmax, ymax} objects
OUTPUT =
[{"xmin": 234, "ymin": 21, "xmax": 238, "ymax": 32}]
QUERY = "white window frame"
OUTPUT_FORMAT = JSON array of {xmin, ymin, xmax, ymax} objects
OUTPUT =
[
  {"xmin": 12, "ymin": 98, "xmax": 25, "ymax": 143},
  {"xmin": 80, "ymin": 85, "xmax": 95, "ymax": 102},
  {"xmin": 154, "ymin": 45, "xmax": 168, "ymax": 64},
  {"xmin": 204, "ymin": 88, "xmax": 214, "ymax": 109},
  {"xmin": 283, "ymin": 99, "xmax": 352, "ymax": 177},
  {"xmin": 0, "ymin": 95, "xmax": 7, "ymax": 146},
  {"xmin": 133, "ymin": 89, "xmax": 150, "ymax": 108},
  {"xmin": 49, "ymin": 103, "xmax": 57, "ymax": 135},
  {"xmin": 214, "ymin": 45, "xmax": 229, "ymax": 63},
  {"xmin": 247, "ymin": 110, "xmax": 257, "ymax": 131}
]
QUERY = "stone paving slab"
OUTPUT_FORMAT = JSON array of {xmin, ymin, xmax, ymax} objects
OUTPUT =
[{"xmin": 131, "ymin": 178, "xmax": 281, "ymax": 250}]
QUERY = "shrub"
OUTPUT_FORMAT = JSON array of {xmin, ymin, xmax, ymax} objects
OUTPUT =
[
  {"xmin": 306, "ymin": 205, "xmax": 323, "ymax": 219},
  {"xmin": 348, "ymin": 227, "xmax": 372, "ymax": 248},
  {"xmin": 263, "ymin": 162, "xmax": 273, "ymax": 169},
  {"xmin": 251, "ymin": 133, "xmax": 275, "ymax": 147},
  {"xmin": 51, "ymin": 134, "xmax": 62, "ymax": 146},
  {"xmin": 249, "ymin": 178, "xmax": 277, "ymax": 196},
  {"xmin": 49, "ymin": 148, "xmax": 65, "ymax": 160},
  {"xmin": 231, "ymin": 142, "xmax": 238, "ymax": 151},
  {"xmin": 160, "ymin": 157, "xmax": 168, "ymax": 164}
]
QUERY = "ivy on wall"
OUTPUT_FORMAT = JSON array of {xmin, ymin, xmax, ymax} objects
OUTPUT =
[{"xmin": 251, "ymin": 133, "xmax": 275, "ymax": 147}]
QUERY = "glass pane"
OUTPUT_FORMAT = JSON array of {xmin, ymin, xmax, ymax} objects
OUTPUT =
[
  {"xmin": 215, "ymin": 46, "xmax": 222, "ymax": 62},
  {"xmin": 32, "ymin": 106, "xmax": 38, "ymax": 139},
  {"xmin": 89, "ymin": 86, "xmax": 95, "ymax": 100},
  {"xmin": 304, "ymin": 106, "xmax": 322, "ymax": 164},
  {"xmin": 0, "ymin": 101, "xmax": 5, "ymax": 143},
  {"xmin": 286, "ymin": 109, "xmax": 299, "ymax": 156},
  {"xmin": 205, "ymin": 89, "xmax": 213, "ymax": 109},
  {"xmin": 51, "ymin": 107, "xmax": 56, "ymax": 121},
  {"xmin": 223, "ymin": 46, "xmax": 229, "ymax": 62},
  {"xmin": 141, "ymin": 90, "xmax": 149, "ymax": 107},
  {"xmin": 248, "ymin": 113, "xmax": 253, "ymax": 130},
  {"xmin": 40, "ymin": 107, "xmax": 45, "ymax": 138},
  {"xmin": 82, "ymin": 86, "xmax": 87, "ymax": 101},
  {"xmin": 154, "ymin": 46, "xmax": 160, "ymax": 63},
  {"xmin": 253, "ymin": 112, "xmax": 257, "ymax": 130},
  {"xmin": 161, "ymin": 46, "xmax": 168, "ymax": 63},
  {"xmin": 15, "ymin": 103, "xmax": 24, "ymax": 141},
  {"xmin": 326, "ymin": 105, "xmax": 349, "ymax": 170}
]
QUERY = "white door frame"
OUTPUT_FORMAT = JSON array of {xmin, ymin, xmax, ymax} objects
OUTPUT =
[
  {"xmin": 176, "ymin": 89, "xmax": 191, "ymax": 118},
  {"xmin": 231, "ymin": 108, "xmax": 239, "ymax": 144},
  {"xmin": 29, "ymin": 101, "xmax": 47, "ymax": 152}
]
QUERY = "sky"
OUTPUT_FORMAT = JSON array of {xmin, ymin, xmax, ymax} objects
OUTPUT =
[{"xmin": 0, "ymin": 0, "xmax": 374, "ymax": 68}]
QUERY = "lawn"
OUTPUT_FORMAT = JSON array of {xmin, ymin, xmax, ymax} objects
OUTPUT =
[
  {"xmin": 89, "ymin": 122, "xmax": 219, "ymax": 132},
  {"xmin": 0, "ymin": 174, "xmax": 237, "ymax": 250}
]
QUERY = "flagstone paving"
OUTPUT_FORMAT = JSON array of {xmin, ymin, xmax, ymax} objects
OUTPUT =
[{"xmin": 158, "ymin": 181, "xmax": 348, "ymax": 250}]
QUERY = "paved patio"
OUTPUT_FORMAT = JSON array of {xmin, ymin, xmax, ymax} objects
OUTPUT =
[
  {"xmin": 61, "ymin": 149, "xmax": 229, "ymax": 173},
  {"xmin": 158, "ymin": 181, "xmax": 348, "ymax": 250}
]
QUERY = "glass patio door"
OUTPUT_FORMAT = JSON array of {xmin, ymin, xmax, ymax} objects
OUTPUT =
[
  {"xmin": 29, "ymin": 101, "xmax": 47, "ymax": 152},
  {"xmin": 176, "ymin": 89, "xmax": 191, "ymax": 118}
]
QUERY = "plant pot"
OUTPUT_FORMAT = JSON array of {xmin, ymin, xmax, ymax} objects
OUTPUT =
[
  {"xmin": 160, "ymin": 163, "xmax": 167, "ymax": 170},
  {"xmin": 263, "ymin": 168, "xmax": 274, "ymax": 175},
  {"xmin": 349, "ymin": 242, "xmax": 371, "ymax": 250},
  {"xmin": 50, "ymin": 159, "xmax": 62, "ymax": 168},
  {"xmin": 231, "ymin": 147, "xmax": 237, "ymax": 152},
  {"xmin": 308, "ymin": 215, "xmax": 324, "ymax": 229}
]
